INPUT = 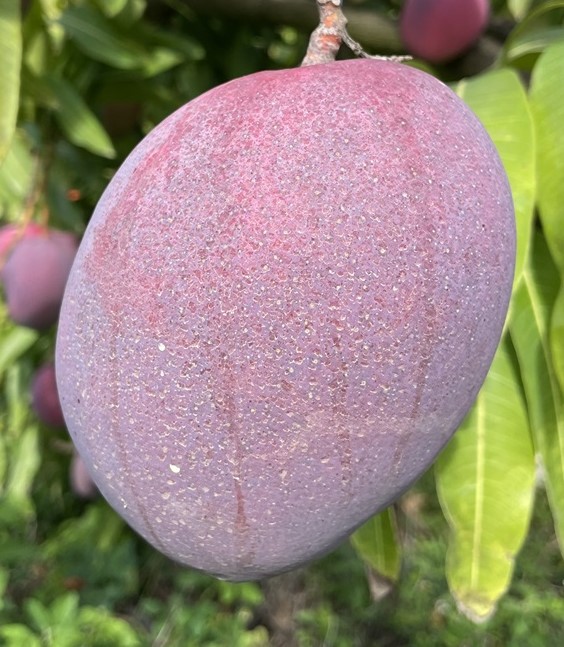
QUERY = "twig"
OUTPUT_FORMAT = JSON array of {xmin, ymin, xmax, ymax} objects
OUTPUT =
[
  {"xmin": 301, "ymin": 0, "xmax": 410, "ymax": 67},
  {"xmin": 301, "ymin": 0, "xmax": 347, "ymax": 66}
]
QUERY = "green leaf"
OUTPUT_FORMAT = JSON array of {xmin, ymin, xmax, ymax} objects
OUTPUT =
[
  {"xmin": 93, "ymin": 0, "xmax": 130, "ymax": 17},
  {"xmin": 2, "ymin": 362, "xmax": 40, "ymax": 500},
  {"xmin": 504, "ymin": 0, "xmax": 564, "ymax": 65},
  {"xmin": 529, "ymin": 41, "xmax": 564, "ymax": 391},
  {"xmin": 456, "ymin": 69, "xmax": 536, "ymax": 290},
  {"xmin": 551, "ymin": 289, "xmax": 564, "ymax": 395},
  {"xmin": 38, "ymin": 0, "xmax": 65, "ymax": 50},
  {"xmin": 58, "ymin": 5, "xmax": 146, "ymax": 69},
  {"xmin": 0, "ymin": 625, "xmax": 41, "ymax": 647},
  {"xmin": 350, "ymin": 507, "xmax": 401, "ymax": 589},
  {"xmin": 529, "ymin": 44, "xmax": 564, "ymax": 227},
  {"xmin": 0, "ymin": 0, "xmax": 22, "ymax": 165},
  {"xmin": 435, "ymin": 337, "xmax": 536, "ymax": 623},
  {"xmin": 5, "ymin": 425, "xmax": 40, "ymax": 501},
  {"xmin": 25, "ymin": 599, "xmax": 51, "ymax": 633},
  {"xmin": 141, "ymin": 47, "xmax": 184, "ymax": 77},
  {"xmin": 0, "ymin": 566, "xmax": 9, "ymax": 605},
  {"xmin": 0, "ymin": 327, "xmax": 39, "ymax": 376},
  {"xmin": 50, "ymin": 592, "xmax": 80, "ymax": 627},
  {"xmin": 510, "ymin": 230, "xmax": 564, "ymax": 557},
  {"xmin": 42, "ymin": 75, "xmax": 116, "ymax": 158},
  {"xmin": 77, "ymin": 606, "xmax": 142, "ymax": 646},
  {"xmin": 508, "ymin": 0, "xmax": 536, "ymax": 20},
  {"xmin": 0, "ymin": 131, "xmax": 34, "ymax": 219}
]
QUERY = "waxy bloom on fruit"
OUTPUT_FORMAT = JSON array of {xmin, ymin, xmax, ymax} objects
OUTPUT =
[{"xmin": 56, "ymin": 59, "xmax": 515, "ymax": 580}]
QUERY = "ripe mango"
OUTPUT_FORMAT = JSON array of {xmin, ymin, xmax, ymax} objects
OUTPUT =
[{"xmin": 56, "ymin": 60, "xmax": 515, "ymax": 580}]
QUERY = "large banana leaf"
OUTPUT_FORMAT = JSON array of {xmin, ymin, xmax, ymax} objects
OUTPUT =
[{"xmin": 436, "ymin": 337, "xmax": 535, "ymax": 622}]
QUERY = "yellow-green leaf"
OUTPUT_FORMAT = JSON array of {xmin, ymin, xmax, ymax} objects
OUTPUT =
[
  {"xmin": 350, "ymin": 507, "xmax": 401, "ymax": 586},
  {"xmin": 436, "ymin": 337, "xmax": 535, "ymax": 623},
  {"xmin": 504, "ymin": 0, "xmax": 564, "ymax": 64},
  {"xmin": 0, "ymin": 0, "xmax": 22, "ymax": 164},
  {"xmin": 510, "ymin": 230, "xmax": 564, "ymax": 555},
  {"xmin": 529, "ymin": 41, "xmax": 564, "ymax": 392},
  {"xmin": 43, "ymin": 75, "xmax": 116, "ymax": 159},
  {"xmin": 2, "ymin": 364, "xmax": 40, "ymax": 500},
  {"xmin": 456, "ymin": 69, "xmax": 536, "ymax": 291},
  {"xmin": 58, "ymin": 5, "xmax": 145, "ymax": 70},
  {"xmin": 551, "ymin": 289, "xmax": 564, "ymax": 394},
  {"xmin": 530, "ymin": 40, "xmax": 564, "ymax": 269},
  {"xmin": 0, "ymin": 131, "xmax": 34, "ymax": 217},
  {"xmin": 508, "ymin": 0, "xmax": 535, "ymax": 20}
]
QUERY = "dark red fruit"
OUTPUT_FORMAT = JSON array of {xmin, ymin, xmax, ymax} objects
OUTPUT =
[
  {"xmin": 400, "ymin": 0, "xmax": 490, "ymax": 63},
  {"xmin": 31, "ymin": 362, "xmax": 65, "ymax": 427},
  {"xmin": 1, "ymin": 229, "xmax": 78, "ymax": 330},
  {"xmin": 56, "ymin": 59, "xmax": 515, "ymax": 580}
]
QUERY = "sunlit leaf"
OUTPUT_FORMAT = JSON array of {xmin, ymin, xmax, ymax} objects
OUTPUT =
[
  {"xmin": 0, "ymin": 625, "xmax": 41, "ymax": 647},
  {"xmin": 552, "ymin": 289, "xmax": 564, "ymax": 394},
  {"xmin": 50, "ymin": 592, "xmax": 80, "ymax": 626},
  {"xmin": 0, "ymin": 327, "xmax": 39, "ymax": 376},
  {"xmin": 510, "ymin": 230, "xmax": 564, "ymax": 556},
  {"xmin": 436, "ymin": 337, "xmax": 535, "ymax": 623},
  {"xmin": 77, "ymin": 606, "xmax": 142, "ymax": 645},
  {"xmin": 0, "ymin": 131, "xmax": 34, "ymax": 217},
  {"xmin": 0, "ymin": 0, "xmax": 22, "ymax": 165},
  {"xmin": 504, "ymin": 0, "xmax": 564, "ymax": 65},
  {"xmin": 350, "ymin": 506, "xmax": 401, "ymax": 595},
  {"xmin": 38, "ymin": 0, "xmax": 65, "ymax": 50},
  {"xmin": 93, "ymin": 0, "xmax": 130, "ymax": 17},
  {"xmin": 530, "ymin": 42, "xmax": 564, "ymax": 255},
  {"xmin": 42, "ymin": 75, "xmax": 116, "ymax": 158},
  {"xmin": 141, "ymin": 47, "xmax": 184, "ymax": 77},
  {"xmin": 0, "ymin": 362, "xmax": 40, "ymax": 502},
  {"xmin": 529, "ymin": 41, "xmax": 564, "ymax": 392},
  {"xmin": 508, "ymin": 0, "xmax": 536, "ymax": 20},
  {"xmin": 456, "ymin": 69, "xmax": 535, "ymax": 290},
  {"xmin": 25, "ymin": 599, "xmax": 51, "ymax": 634},
  {"xmin": 58, "ymin": 5, "xmax": 146, "ymax": 69}
]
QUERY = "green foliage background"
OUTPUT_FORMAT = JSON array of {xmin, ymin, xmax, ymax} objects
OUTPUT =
[{"xmin": 1, "ymin": 0, "xmax": 564, "ymax": 644}]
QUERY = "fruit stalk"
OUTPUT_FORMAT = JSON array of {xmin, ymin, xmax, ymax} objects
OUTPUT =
[
  {"xmin": 301, "ymin": 0, "xmax": 411, "ymax": 66},
  {"xmin": 301, "ymin": 0, "xmax": 347, "ymax": 66}
]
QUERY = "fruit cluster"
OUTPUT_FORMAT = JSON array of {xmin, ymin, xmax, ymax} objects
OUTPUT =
[{"xmin": 0, "ymin": 222, "xmax": 97, "ymax": 499}]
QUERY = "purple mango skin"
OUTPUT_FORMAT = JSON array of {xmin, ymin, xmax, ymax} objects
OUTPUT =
[
  {"xmin": 2, "ymin": 230, "xmax": 79, "ymax": 330},
  {"xmin": 401, "ymin": 0, "xmax": 490, "ymax": 64},
  {"xmin": 56, "ymin": 59, "xmax": 515, "ymax": 581}
]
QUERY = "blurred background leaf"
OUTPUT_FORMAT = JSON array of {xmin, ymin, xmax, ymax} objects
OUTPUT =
[
  {"xmin": 529, "ymin": 40, "xmax": 564, "ymax": 396},
  {"xmin": 350, "ymin": 506, "xmax": 402, "ymax": 600},
  {"xmin": 0, "ymin": 0, "xmax": 22, "ymax": 164}
]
